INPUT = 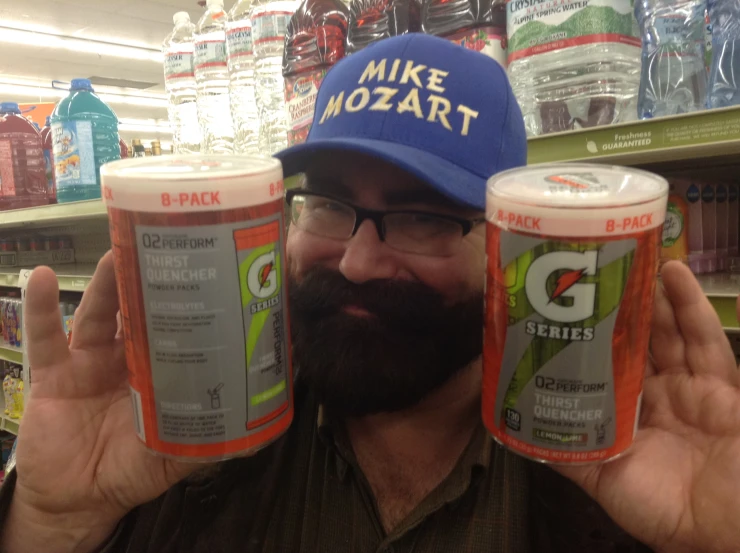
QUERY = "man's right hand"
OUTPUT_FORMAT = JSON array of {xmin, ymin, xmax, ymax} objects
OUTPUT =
[{"xmin": 2, "ymin": 252, "xmax": 200, "ymax": 553}]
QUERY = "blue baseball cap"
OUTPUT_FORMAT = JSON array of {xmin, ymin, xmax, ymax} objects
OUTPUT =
[{"xmin": 276, "ymin": 33, "xmax": 527, "ymax": 211}]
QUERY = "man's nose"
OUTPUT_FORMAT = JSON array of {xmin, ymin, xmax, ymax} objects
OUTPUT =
[{"xmin": 339, "ymin": 219, "xmax": 399, "ymax": 284}]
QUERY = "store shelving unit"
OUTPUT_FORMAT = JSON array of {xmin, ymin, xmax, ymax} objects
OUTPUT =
[
  {"xmin": 527, "ymin": 106, "xmax": 740, "ymax": 331},
  {"xmin": 0, "ymin": 346, "xmax": 22, "ymax": 365}
]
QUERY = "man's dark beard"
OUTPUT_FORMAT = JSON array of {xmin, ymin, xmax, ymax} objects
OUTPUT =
[{"xmin": 288, "ymin": 267, "xmax": 483, "ymax": 417}]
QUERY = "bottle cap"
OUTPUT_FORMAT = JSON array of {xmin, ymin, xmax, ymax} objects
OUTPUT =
[
  {"xmin": 70, "ymin": 79, "xmax": 94, "ymax": 92},
  {"xmin": 173, "ymin": 11, "xmax": 191, "ymax": 25},
  {"xmin": 0, "ymin": 102, "xmax": 20, "ymax": 115}
]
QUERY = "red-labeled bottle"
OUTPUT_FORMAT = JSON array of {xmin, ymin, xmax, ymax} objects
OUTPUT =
[
  {"xmin": 346, "ymin": 0, "xmax": 421, "ymax": 54},
  {"xmin": 0, "ymin": 103, "xmax": 48, "ymax": 210},
  {"xmin": 421, "ymin": 0, "xmax": 507, "ymax": 68},
  {"xmin": 40, "ymin": 116, "xmax": 57, "ymax": 204},
  {"xmin": 283, "ymin": 0, "xmax": 349, "ymax": 145},
  {"xmin": 119, "ymin": 138, "xmax": 129, "ymax": 159}
]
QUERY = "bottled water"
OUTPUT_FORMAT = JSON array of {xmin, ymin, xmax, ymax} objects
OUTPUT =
[
  {"xmin": 346, "ymin": 0, "xmax": 421, "ymax": 54},
  {"xmin": 635, "ymin": 0, "xmax": 708, "ymax": 118},
  {"xmin": 421, "ymin": 0, "xmax": 506, "ymax": 67},
  {"xmin": 194, "ymin": 0, "xmax": 235, "ymax": 153},
  {"xmin": 707, "ymin": 0, "xmax": 740, "ymax": 108},
  {"xmin": 163, "ymin": 12, "xmax": 202, "ymax": 154},
  {"xmin": 507, "ymin": 0, "xmax": 642, "ymax": 136},
  {"xmin": 251, "ymin": 0, "xmax": 298, "ymax": 154},
  {"xmin": 227, "ymin": 0, "xmax": 261, "ymax": 154},
  {"xmin": 283, "ymin": 0, "xmax": 349, "ymax": 145}
]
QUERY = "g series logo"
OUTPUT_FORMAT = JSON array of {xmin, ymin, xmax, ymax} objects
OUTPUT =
[{"xmin": 524, "ymin": 250, "xmax": 597, "ymax": 342}]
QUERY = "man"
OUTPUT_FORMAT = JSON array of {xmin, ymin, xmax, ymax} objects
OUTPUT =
[{"xmin": 1, "ymin": 34, "xmax": 739, "ymax": 553}]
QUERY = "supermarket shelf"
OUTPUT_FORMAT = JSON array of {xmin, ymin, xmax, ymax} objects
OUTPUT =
[
  {"xmin": 0, "ymin": 200, "xmax": 107, "ymax": 230},
  {"xmin": 528, "ymin": 106, "xmax": 740, "ymax": 167},
  {"xmin": 0, "ymin": 264, "xmax": 96, "ymax": 292},
  {"xmin": 0, "ymin": 415, "xmax": 19, "ymax": 436},
  {"xmin": 697, "ymin": 273, "xmax": 740, "ymax": 331},
  {"xmin": 0, "ymin": 346, "xmax": 21, "ymax": 365}
]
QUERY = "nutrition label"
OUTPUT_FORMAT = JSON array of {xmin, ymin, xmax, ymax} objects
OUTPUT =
[{"xmin": 133, "ymin": 214, "xmax": 290, "ymax": 446}]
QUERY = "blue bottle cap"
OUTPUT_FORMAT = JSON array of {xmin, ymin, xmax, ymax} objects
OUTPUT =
[
  {"xmin": 70, "ymin": 79, "xmax": 94, "ymax": 92},
  {"xmin": 0, "ymin": 102, "xmax": 21, "ymax": 114}
]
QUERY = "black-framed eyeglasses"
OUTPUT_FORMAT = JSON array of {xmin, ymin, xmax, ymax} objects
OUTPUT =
[{"xmin": 285, "ymin": 189, "xmax": 485, "ymax": 257}]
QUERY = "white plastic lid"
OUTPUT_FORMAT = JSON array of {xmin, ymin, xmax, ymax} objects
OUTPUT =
[
  {"xmin": 101, "ymin": 155, "xmax": 284, "ymax": 213},
  {"xmin": 487, "ymin": 164, "xmax": 669, "ymax": 238},
  {"xmin": 173, "ymin": 11, "xmax": 191, "ymax": 25},
  {"xmin": 207, "ymin": 0, "xmax": 225, "ymax": 8}
]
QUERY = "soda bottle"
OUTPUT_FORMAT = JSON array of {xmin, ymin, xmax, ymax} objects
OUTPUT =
[
  {"xmin": 227, "ymin": 0, "xmax": 261, "ymax": 154},
  {"xmin": 635, "ymin": 0, "xmax": 708, "ymax": 118},
  {"xmin": 194, "ymin": 0, "xmax": 235, "ymax": 154},
  {"xmin": 251, "ymin": 0, "xmax": 299, "ymax": 153},
  {"xmin": 707, "ymin": 0, "xmax": 740, "ymax": 108},
  {"xmin": 0, "ymin": 102, "xmax": 48, "ymax": 210},
  {"xmin": 283, "ymin": 0, "xmax": 349, "ymax": 145},
  {"xmin": 421, "ymin": 0, "xmax": 506, "ymax": 67},
  {"xmin": 40, "ymin": 116, "xmax": 57, "ymax": 204},
  {"xmin": 163, "ymin": 12, "xmax": 202, "ymax": 154},
  {"xmin": 346, "ymin": 0, "xmax": 421, "ymax": 53},
  {"xmin": 51, "ymin": 79, "xmax": 120, "ymax": 203}
]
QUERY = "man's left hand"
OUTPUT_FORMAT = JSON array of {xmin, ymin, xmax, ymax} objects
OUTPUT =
[{"xmin": 559, "ymin": 261, "xmax": 740, "ymax": 553}]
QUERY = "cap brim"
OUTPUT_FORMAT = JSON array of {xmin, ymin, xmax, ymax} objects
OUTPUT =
[{"xmin": 276, "ymin": 138, "xmax": 487, "ymax": 211}]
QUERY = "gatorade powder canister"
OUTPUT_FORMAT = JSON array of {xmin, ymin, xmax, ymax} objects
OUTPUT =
[
  {"xmin": 102, "ymin": 156, "xmax": 293, "ymax": 461},
  {"xmin": 483, "ymin": 164, "xmax": 668, "ymax": 464}
]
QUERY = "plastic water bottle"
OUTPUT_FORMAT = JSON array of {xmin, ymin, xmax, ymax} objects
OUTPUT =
[
  {"xmin": 507, "ymin": 0, "xmax": 642, "ymax": 136},
  {"xmin": 635, "ymin": 0, "xmax": 708, "ymax": 118},
  {"xmin": 227, "ymin": 0, "xmax": 261, "ymax": 154},
  {"xmin": 283, "ymin": 0, "xmax": 349, "ymax": 145},
  {"xmin": 194, "ymin": 0, "xmax": 235, "ymax": 153},
  {"xmin": 40, "ymin": 116, "xmax": 56, "ymax": 203},
  {"xmin": 0, "ymin": 103, "xmax": 48, "ymax": 210},
  {"xmin": 251, "ymin": 0, "xmax": 299, "ymax": 154},
  {"xmin": 51, "ymin": 79, "xmax": 120, "ymax": 203},
  {"xmin": 346, "ymin": 0, "xmax": 421, "ymax": 53},
  {"xmin": 163, "ymin": 12, "xmax": 202, "ymax": 154},
  {"xmin": 707, "ymin": 0, "xmax": 740, "ymax": 108},
  {"xmin": 421, "ymin": 0, "xmax": 506, "ymax": 67}
]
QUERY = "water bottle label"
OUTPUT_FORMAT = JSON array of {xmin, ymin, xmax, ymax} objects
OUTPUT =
[
  {"xmin": 649, "ymin": 17, "xmax": 704, "ymax": 55},
  {"xmin": 165, "ymin": 52, "xmax": 195, "ymax": 82},
  {"xmin": 227, "ymin": 26, "xmax": 254, "ymax": 58},
  {"xmin": 51, "ymin": 121, "xmax": 96, "ymax": 188},
  {"xmin": 194, "ymin": 40, "xmax": 228, "ymax": 71},
  {"xmin": 447, "ymin": 27, "xmax": 508, "ymax": 68},
  {"xmin": 507, "ymin": 0, "xmax": 641, "ymax": 63},
  {"xmin": 0, "ymin": 140, "xmax": 16, "ymax": 197},
  {"xmin": 252, "ymin": 12, "xmax": 292, "ymax": 45},
  {"xmin": 285, "ymin": 69, "xmax": 327, "ymax": 146}
]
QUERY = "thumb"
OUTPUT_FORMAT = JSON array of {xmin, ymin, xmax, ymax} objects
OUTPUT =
[{"xmin": 25, "ymin": 267, "xmax": 71, "ymax": 371}]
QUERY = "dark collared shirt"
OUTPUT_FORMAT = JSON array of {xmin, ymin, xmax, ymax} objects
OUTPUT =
[{"xmin": 0, "ymin": 385, "xmax": 651, "ymax": 552}]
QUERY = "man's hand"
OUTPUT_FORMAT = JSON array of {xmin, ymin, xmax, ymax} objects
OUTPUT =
[
  {"xmin": 2, "ymin": 253, "xmax": 200, "ymax": 553},
  {"xmin": 559, "ymin": 261, "xmax": 740, "ymax": 553}
]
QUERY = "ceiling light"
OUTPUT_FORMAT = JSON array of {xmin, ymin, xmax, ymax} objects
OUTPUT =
[
  {"xmin": 0, "ymin": 82, "xmax": 167, "ymax": 109},
  {"xmin": 119, "ymin": 123, "xmax": 173, "ymax": 134},
  {"xmin": 0, "ymin": 26, "xmax": 163, "ymax": 63}
]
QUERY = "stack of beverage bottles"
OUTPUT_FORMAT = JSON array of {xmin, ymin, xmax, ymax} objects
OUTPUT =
[{"xmin": 0, "ymin": 79, "xmax": 126, "ymax": 210}]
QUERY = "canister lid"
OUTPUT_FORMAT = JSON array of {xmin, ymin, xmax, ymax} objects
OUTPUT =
[
  {"xmin": 488, "ymin": 164, "xmax": 668, "ymax": 208},
  {"xmin": 101, "ymin": 155, "xmax": 284, "ymax": 213},
  {"xmin": 487, "ymin": 164, "xmax": 669, "ymax": 237}
]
